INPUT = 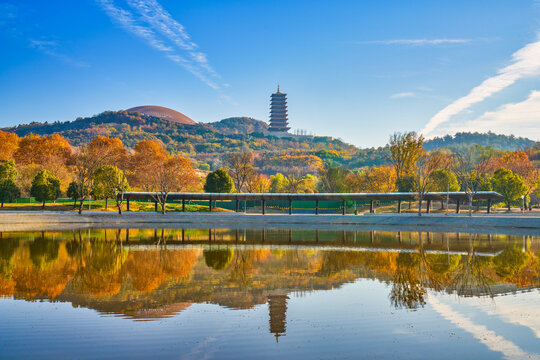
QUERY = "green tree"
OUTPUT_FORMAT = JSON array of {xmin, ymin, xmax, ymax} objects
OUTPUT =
[
  {"xmin": 492, "ymin": 168, "xmax": 528, "ymax": 211},
  {"xmin": 0, "ymin": 180, "xmax": 20, "ymax": 207},
  {"xmin": 429, "ymin": 169, "xmax": 460, "ymax": 192},
  {"xmin": 30, "ymin": 170, "xmax": 61, "ymax": 208},
  {"xmin": 429, "ymin": 169, "xmax": 460, "ymax": 209},
  {"xmin": 0, "ymin": 160, "xmax": 20, "ymax": 207},
  {"xmin": 93, "ymin": 165, "xmax": 130, "ymax": 214},
  {"xmin": 67, "ymin": 181, "xmax": 81, "ymax": 208},
  {"xmin": 204, "ymin": 168, "xmax": 235, "ymax": 193}
]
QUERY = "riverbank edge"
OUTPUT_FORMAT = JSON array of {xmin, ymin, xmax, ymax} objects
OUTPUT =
[{"xmin": 1, "ymin": 211, "xmax": 539, "ymax": 235}]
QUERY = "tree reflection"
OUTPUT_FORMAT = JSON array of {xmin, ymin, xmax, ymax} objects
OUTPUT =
[
  {"xmin": 72, "ymin": 240, "xmax": 127, "ymax": 297},
  {"xmin": 204, "ymin": 248, "xmax": 234, "ymax": 271},
  {"xmin": 390, "ymin": 252, "xmax": 426, "ymax": 309},
  {"xmin": 29, "ymin": 236, "xmax": 59, "ymax": 270}
]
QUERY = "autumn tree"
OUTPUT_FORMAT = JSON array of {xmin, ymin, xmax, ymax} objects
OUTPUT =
[
  {"xmin": 227, "ymin": 151, "xmax": 256, "ymax": 193},
  {"xmin": 0, "ymin": 161, "xmax": 20, "ymax": 207},
  {"xmin": 14, "ymin": 134, "xmax": 71, "ymax": 166},
  {"xmin": 245, "ymin": 173, "xmax": 271, "ymax": 193},
  {"xmin": 204, "ymin": 169, "xmax": 235, "ymax": 193},
  {"xmin": 72, "ymin": 136, "xmax": 127, "ymax": 214},
  {"xmin": 357, "ymin": 165, "xmax": 397, "ymax": 193},
  {"xmin": 130, "ymin": 140, "xmax": 169, "ymax": 190},
  {"xmin": 389, "ymin": 132, "xmax": 425, "ymax": 180},
  {"xmin": 270, "ymin": 173, "xmax": 289, "ymax": 193},
  {"xmin": 30, "ymin": 170, "xmax": 61, "ymax": 208},
  {"xmin": 146, "ymin": 155, "xmax": 198, "ymax": 214},
  {"xmin": 0, "ymin": 131, "xmax": 19, "ymax": 161},
  {"xmin": 93, "ymin": 165, "xmax": 130, "ymax": 213},
  {"xmin": 492, "ymin": 168, "xmax": 528, "ymax": 211},
  {"xmin": 317, "ymin": 165, "xmax": 351, "ymax": 193}
]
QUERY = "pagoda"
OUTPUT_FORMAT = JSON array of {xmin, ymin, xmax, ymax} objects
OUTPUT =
[{"xmin": 268, "ymin": 86, "xmax": 290, "ymax": 132}]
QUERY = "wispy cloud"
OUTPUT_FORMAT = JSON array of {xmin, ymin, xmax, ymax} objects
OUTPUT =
[
  {"xmin": 443, "ymin": 90, "xmax": 540, "ymax": 139},
  {"xmin": 30, "ymin": 39, "xmax": 89, "ymax": 68},
  {"xmin": 358, "ymin": 38, "xmax": 472, "ymax": 46},
  {"xmin": 422, "ymin": 34, "xmax": 540, "ymax": 137},
  {"xmin": 97, "ymin": 0, "xmax": 221, "ymax": 90},
  {"xmin": 390, "ymin": 91, "xmax": 416, "ymax": 99}
]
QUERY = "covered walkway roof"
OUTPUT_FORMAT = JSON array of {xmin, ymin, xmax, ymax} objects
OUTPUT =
[{"xmin": 122, "ymin": 191, "xmax": 503, "ymax": 202}]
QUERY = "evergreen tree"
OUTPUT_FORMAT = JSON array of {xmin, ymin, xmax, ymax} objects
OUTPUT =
[
  {"xmin": 204, "ymin": 168, "xmax": 235, "ymax": 193},
  {"xmin": 0, "ymin": 160, "xmax": 20, "ymax": 207},
  {"xmin": 30, "ymin": 170, "xmax": 61, "ymax": 208}
]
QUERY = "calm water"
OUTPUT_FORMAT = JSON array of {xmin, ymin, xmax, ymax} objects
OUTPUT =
[{"xmin": 0, "ymin": 228, "xmax": 538, "ymax": 359}]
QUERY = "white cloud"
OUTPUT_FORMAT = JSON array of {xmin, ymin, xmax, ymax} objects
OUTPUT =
[
  {"xmin": 422, "ymin": 34, "xmax": 540, "ymax": 137},
  {"xmin": 29, "ymin": 39, "xmax": 89, "ymax": 68},
  {"xmin": 360, "ymin": 39, "xmax": 471, "ymax": 46},
  {"xmin": 443, "ymin": 90, "xmax": 540, "ymax": 139},
  {"xmin": 390, "ymin": 91, "xmax": 416, "ymax": 99},
  {"xmin": 429, "ymin": 296, "xmax": 531, "ymax": 359},
  {"xmin": 97, "ymin": 0, "xmax": 221, "ymax": 90}
]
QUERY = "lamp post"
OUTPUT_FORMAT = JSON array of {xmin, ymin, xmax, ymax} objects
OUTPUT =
[
  {"xmin": 521, "ymin": 195, "xmax": 525, "ymax": 214},
  {"xmin": 446, "ymin": 181, "xmax": 449, "ymax": 216}
]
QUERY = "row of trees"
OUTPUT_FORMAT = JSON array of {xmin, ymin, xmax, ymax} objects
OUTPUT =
[
  {"xmin": 1, "ymin": 130, "xmax": 539, "ymax": 215},
  {"xmin": 0, "ymin": 133, "xmax": 198, "ymax": 214},
  {"xmin": 201, "ymin": 132, "xmax": 538, "ymax": 216}
]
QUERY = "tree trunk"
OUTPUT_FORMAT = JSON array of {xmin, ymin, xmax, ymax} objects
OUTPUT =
[
  {"xmin": 78, "ymin": 199, "xmax": 84, "ymax": 215},
  {"xmin": 105, "ymin": 198, "xmax": 108, "ymax": 211},
  {"xmin": 441, "ymin": 200, "xmax": 444, "ymax": 210},
  {"xmin": 507, "ymin": 202, "xmax": 511, "ymax": 211},
  {"xmin": 117, "ymin": 201, "xmax": 122, "ymax": 215},
  {"xmin": 468, "ymin": 195, "xmax": 473, "ymax": 217},
  {"xmin": 73, "ymin": 199, "xmax": 77, "ymax": 209},
  {"xmin": 1, "ymin": 201, "xmax": 3, "ymax": 208},
  {"xmin": 418, "ymin": 197, "xmax": 423, "ymax": 216},
  {"xmin": 42, "ymin": 201, "xmax": 45, "ymax": 209}
]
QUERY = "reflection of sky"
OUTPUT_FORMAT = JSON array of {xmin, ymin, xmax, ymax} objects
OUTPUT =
[
  {"xmin": 1, "ymin": 280, "xmax": 539, "ymax": 359},
  {"xmin": 429, "ymin": 292, "xmax": 540, "ymax": 358}
]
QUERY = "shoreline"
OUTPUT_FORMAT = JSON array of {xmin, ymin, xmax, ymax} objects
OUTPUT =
[{"xmin": 1, "ymin": 211, "xmax": 539, "ymax": 235}]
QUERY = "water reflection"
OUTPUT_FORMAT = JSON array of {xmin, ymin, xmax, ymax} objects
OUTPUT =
[{"xmin": 0, "ymin": 229, "xmax": 538, "ymax": 341}]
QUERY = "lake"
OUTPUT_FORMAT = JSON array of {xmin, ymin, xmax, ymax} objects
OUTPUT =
[{"xmin": 0, "ymin": 228, "xmax": 538, "ymax": 359}]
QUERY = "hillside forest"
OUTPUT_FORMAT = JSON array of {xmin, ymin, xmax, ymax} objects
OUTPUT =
[{"xmin": 1, "ymin": 116, "xmax": 540, "ymax": 215}]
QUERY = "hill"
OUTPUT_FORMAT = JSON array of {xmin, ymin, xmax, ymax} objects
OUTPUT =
[
  {"xmin": 2, "ymin": 111, "xmax": 537, "ymax": 172},
  {"xmin": 1, "ymin": 111, "xmax": 363, "ymax": 172},
  {"xmin": 424, "ymin": 132, "xmax": 537, "ymax": 152}
]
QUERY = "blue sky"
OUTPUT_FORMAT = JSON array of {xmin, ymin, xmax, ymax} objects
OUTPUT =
[{"xmin": 1, "ymin": 0, "xmax": 540, "ymax": 147}]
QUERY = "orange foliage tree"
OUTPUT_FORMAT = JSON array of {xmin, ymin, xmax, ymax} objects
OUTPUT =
[
  {"xmin": 0, "ymin": 131, "xmax": 19, "ymax": 161},
  {"xmin": 14, "ymin": 134, "xmax": 72, "ymax": 166}
]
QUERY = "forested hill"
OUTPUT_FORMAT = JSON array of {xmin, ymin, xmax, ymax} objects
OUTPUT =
[
  {"xmin": 424, "ymin": 132, "xmax": 537, "ymax": 151},
  {"xmin": 2, "ymin": 111, "xmax": 537, "ymax": 172},
  {"xmin": 1, "ymin": 111, "xmax": 364, "ymax": 171}
]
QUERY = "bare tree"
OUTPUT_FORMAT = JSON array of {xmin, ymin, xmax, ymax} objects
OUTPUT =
[
  {"xmin": 412, "ymin": 152, "xmax": 445, "ymax": 216},
  {"xmin": 453, "ymin": 147, "xmax": 491, "ymax": 216},
  {"xmin": 228, "ymin": 152, "xmax": 256, "ymax": 193}
]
